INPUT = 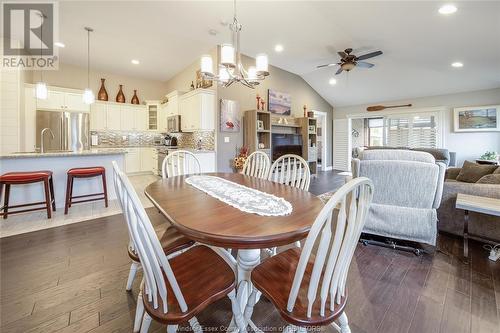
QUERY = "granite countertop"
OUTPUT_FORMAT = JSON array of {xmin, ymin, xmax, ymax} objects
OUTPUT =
[
  {"xmin": 0, "ymin": 148, "xmax": 127, "ymax": 159},
  {"xmin": 97, "ymin": 146, "xmax": 215, "ymax": 154},
  {"xmin": 165, "ymin": 148, "xmax": 215, "ymax": 154}
]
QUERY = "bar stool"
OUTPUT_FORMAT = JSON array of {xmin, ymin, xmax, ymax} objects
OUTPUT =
[
  {"xmin": 65, "ymin": 167, "xmax": 108, "ymax": 214},
  {"xmin": 0, "ymin": 171, "xmax": 56, "ymax": 219}
]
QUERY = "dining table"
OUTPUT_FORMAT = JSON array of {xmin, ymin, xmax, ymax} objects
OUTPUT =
[{"xmin": 144, "ymin": 172, "xmax": 324, "ymax": 330}]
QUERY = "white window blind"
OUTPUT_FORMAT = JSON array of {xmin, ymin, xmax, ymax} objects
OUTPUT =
[{"xmin": 384, "ymin": 114, "xmax": 438, "ymax": 148}]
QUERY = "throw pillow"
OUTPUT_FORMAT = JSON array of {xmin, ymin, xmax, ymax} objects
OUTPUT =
[
  {"xmin": 476, "ymin": 174, "xmax": 500, "ymax": 184},
  {"xmin": 456, "ymin": 160, "xmax": 498, "ymax": 183}
]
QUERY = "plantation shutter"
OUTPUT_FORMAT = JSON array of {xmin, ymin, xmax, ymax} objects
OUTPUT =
[{"xmin": 384, "ymin": 114, "xmax": 438, "ymax": 148}]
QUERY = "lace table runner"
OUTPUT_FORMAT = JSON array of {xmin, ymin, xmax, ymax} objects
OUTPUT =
[{"xmin": 185, "ymin": 175, "xmax": 292, "ymax": 216}]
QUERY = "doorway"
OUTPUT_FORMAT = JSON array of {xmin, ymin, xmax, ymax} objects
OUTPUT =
[{"xmin": 313, "ymin": 110, "xmax": 328, "ymax": 171}]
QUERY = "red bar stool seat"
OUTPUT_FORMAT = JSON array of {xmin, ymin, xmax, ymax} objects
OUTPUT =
[
  {"xmin": 0, "ymin": 171, "xmax": 56, "ymax": 219},
  {"xmin": 65, "ymin": 166, "xmax": 108, "ymax": 214}
]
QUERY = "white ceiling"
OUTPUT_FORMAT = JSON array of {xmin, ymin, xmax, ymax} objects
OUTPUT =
[{"xmin": 56, "ymin": 1, "xmax": 500, "ymax": 107}]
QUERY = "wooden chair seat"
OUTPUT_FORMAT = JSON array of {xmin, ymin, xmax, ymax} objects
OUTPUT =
[
  {"xmin": 142, "ymin": 245, "xmax": 236, "ymax": 325},
  {"xmin": 251, "ymin": 247, "xmax": 347, "ymax": 327},
  {"xmin": 127, "ymin": 224, "xmax": 194, "ymax": 262}
]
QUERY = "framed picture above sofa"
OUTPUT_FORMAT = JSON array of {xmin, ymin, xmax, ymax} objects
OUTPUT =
[{"xmin": 453, "ymin": 105, "xmax": 500, "ymax": 132}]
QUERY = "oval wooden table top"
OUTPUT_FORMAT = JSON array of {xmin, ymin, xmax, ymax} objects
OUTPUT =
[{"xmin": 144, "ymin": 173, "xmax": 324, "ymax": 249}]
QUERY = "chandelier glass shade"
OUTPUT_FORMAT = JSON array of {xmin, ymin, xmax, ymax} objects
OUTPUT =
[{"xmin": 200, "ymin": 1, "xmax": 269, "ymax": 89}]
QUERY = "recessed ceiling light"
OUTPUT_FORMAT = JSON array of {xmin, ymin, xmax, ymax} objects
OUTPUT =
[
  {"xmin": 451, "ymin": 62, "xmax": 463, "ymax": 68},
  {"xmin": 131, "ymin": 59, "xmax": 140, "ymax": 65},
  {"xmin": 329, "ymin": 78, "xmax": 337, "ymax": 85},
  {"xmin": 54, "ymin": 42, "xmax": 65, "ymax": 48},
  {"xmin": 274, "ymin": 44, "xmax": 284, "ymax": 53},
  {"xmin": 438, "ymin": 4, "xmax": 457, "ymax": 15}
]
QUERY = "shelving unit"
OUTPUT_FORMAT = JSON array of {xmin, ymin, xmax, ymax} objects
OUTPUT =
[
  {"xmin": 243, "ymin": 110, "xmax": 272, "ymax": 156},
  {"xmin": 298, "ymin": 117, "xmax": 318, "ymax": 175},
  {"xmin": 243, "ymin": 110, "xmax": 318, "ymax": 176}
]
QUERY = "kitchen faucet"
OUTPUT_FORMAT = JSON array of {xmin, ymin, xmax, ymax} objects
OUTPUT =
[{"xmin": 40, "ymin": 128, "xmax": 55, "ymax": 153}]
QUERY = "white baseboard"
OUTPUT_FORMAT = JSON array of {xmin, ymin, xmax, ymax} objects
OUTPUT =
[{"xmin": 323, "ymin": 166, "xmax": 333, "ymax": 171}]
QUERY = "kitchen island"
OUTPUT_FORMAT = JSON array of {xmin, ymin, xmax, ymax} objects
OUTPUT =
[{"xmin": 0, "ymin": 149, "xmax": 126, "ymax": 209}]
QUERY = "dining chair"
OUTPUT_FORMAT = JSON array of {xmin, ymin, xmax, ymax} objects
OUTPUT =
[
  {"xmin": 242, "ymin": 151, "xmax": 271, "ymax": 179},
  {"xmin": 247, "ymin": 177, "xmax": 374, "ymax": 333},
  {"xmin": 112, "ymin": 161, "xmax": 195, "ymax": 332},
  {"xmin": 115, "ymin": 167, "xmax": 247, "ymax": 333},
  {"xmin": 162, "ymin": 150, "xmax": 201, "ymax": 178},
  {"xmin": 267, "ymin": 154, "xmax": 311, "ymax": 253},
  {"xmin": 268, "ymin": 154, "xmax": 311, "ymax": 191}
]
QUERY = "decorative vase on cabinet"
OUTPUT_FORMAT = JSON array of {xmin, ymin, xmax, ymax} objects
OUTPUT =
[
  {"xmin": 131, "ymin": 90, "xmax": 140, "ymax": 104},
  {"xmin": 98, "ymin": 78, "xmax": 108, "ymax": 101},
  {"xmin": 116, "ymin": 84, "xmax": 126, "ymax": 103}
]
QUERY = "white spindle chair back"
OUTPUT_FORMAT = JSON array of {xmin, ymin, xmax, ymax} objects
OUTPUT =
[
  {"xmin": 116, "ymin": 168, "xmax": 188, "ymax": 314},
  {"xmin": 286, "ymin": 177, "xmax": 374, "ymax": 318},
  {"xmin": 162, "ymin": 150, "xmax": 201, "ymax": 178},
  {"xmin": 268, "ymin": 154, "xmax": 311, "ymax": 191},
  {"xmin": 112, "ymin": 161, "xmax": 136, "ymax": 252},
  {"xmin": 242, "ymin": 151, "xmax": 271, "ymax": 179}
]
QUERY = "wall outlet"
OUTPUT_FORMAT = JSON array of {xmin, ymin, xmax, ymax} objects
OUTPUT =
[
  {"xmin": 122, "ymin": 135, "xmax": 127, "ymax": 140},
  {"xmin": 224, "ymin": 137, "xmax": 230, "ymax": 143},
  {"xmin": 488, "ymin": 247, "xmax": 500, "ymax": 262}
]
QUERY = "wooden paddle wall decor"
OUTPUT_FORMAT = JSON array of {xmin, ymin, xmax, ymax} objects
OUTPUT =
[{"xmin": 367, "ymin": 104, "xmax": 412, "ymax": 112}]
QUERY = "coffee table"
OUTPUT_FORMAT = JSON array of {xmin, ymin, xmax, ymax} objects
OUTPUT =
[{"xmin": 455, "ymin": 193, "xmax": 500, "ymax": 259}]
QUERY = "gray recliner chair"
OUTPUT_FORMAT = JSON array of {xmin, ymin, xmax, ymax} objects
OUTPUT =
[{"xmin": 352, "ymin": 149, "xmax": 446, "ymax": 251}]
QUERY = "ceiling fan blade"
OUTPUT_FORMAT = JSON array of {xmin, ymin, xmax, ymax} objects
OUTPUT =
[
  {"xmin": 335, "ymin": 67, "xmax": 343, "ymax": 75},
  {"xmin": 356, "ymin": 61, "xmax": 374, "ymax": 68},
  {"xmin": 316, "ymin": 63, "xmax": 337, "ymax": 68},
  {"xmin": 338, "ymin": 51, "xmax": 347, "ymax": 58},
  {"xmin": 356, "ymin": 50, "xmax": 383, "ymax": 61}
]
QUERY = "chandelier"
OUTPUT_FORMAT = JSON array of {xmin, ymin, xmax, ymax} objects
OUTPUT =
[{"xmin": 200, "ymin": 0, "xmax": 269, "ymax": 89}]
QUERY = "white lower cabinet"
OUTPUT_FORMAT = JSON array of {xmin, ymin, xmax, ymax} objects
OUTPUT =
[
  {"xmin": 140, "ymin": 148, "xmax": 154, "ymax": 172},
  {"xmin": 125, "ymin": 148, "xmax": 141, "ymax": 173},
  {"xmin": 193, "ymin": 152, "xmax": 216, "ymax": 173}
]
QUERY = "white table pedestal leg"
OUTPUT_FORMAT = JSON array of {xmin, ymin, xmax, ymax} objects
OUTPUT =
[{"xmin": 228, "ymin": 249, "xmax": 261, "ymax": 332}]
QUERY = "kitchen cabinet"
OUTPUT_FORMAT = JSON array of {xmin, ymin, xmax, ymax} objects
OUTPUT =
[
  {"xmin": 124, "ymin": 147, "xmax": 156, "ymax": 174},
  {"xmin": 179, "ymin": 89, "xmax": 215, "ymax": 132},
  {"xmin": 140, "ymin": 147, "xmax": 154, "ymax": 172},
  {"xmin": 120, "ymin": 105, "xmax": 135, "ymax": 130},
  {"xmin": 90, "ymin": 103, "xmax": 107, "ymax": 131},
  {"xmin": 36, "ymin": 90, "xmax": 89, "ymax": 112},
  {"xmin": 165, "ymin": 91, "xmax": 182, "ymax": 116},
  {"xmin": 106, "ymin": 104, "xmax": 122, "ymax": 130},
  {"xmin": 90, "ymin": 102, "xmax": 147, "ymax": 131},
  {"xmin": 125, "ymin": 148, "xmax": 141, "ymax": 173},
  {"xmin": 193, "ymin": 151, "xmax": 216, "ymax": 173},
  {"xmin": 158, "ymin": 104, "xmax": 168, "ymax": 132}
]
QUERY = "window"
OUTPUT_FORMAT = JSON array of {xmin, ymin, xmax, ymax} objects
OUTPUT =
[
  {"xmin": 384, "ymin": 113, "xmax": 439, "ymax": 148},
  {"xmin": 367, "ymin": 118, "xmax": 384, "ymax": 147}
]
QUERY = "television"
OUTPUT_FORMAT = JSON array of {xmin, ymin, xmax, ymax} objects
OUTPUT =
[{"xmin": 271, "ymin": 133, "xmax": 303, "ymax": 161}]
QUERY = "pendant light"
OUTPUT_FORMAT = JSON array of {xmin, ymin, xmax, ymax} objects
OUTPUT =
[
  {"xmin": 200, "ymin": 0, "xmax": 269, "ymax": 89},
  {"xmin": 83, "ymin": 27, "xmax": 95, "ymax": 104},
  {"xmin": 36, "ymin": 12, "xmax": 48, "ymax": 99}
]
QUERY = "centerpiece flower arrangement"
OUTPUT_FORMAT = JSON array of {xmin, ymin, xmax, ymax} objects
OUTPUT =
[{"xmin": 233, "ymin": 146, "xmax": 249, "ymax": 172}]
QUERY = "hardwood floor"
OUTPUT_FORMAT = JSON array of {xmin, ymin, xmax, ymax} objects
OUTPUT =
[
  {"xmin": 309, "ymin": 170, "xmax": 347, "ymax": 195},
  {"xmin": 1, "ymin": 206, "xmax": 499, "ymax": 333}
]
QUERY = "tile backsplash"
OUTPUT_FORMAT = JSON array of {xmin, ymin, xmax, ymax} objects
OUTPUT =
[{"xmin": 92, "ymin": 130, "xmax": 215, "ymax": 151}]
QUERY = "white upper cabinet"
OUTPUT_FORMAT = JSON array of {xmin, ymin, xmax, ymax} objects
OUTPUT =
[
  {"xmin": 90, "ymin": 102, "xmax": 147, "ymax": 131},
  {"xmin": 106, "ymin": 104, "xmax": 122, "ymax": 130},
  {"xmin": 165, "ymin": 91, "xmax": 181, "ymax": 116},
  {"xmin": 36, "ymin": 89, "xmax": 89, "ymax": 112},
  {"xmin": 90, "ymin": 103, "xmax": 107, "ymax": 131},
  {"xmin": 158, "ymin": 104, "xmax": 168, "ymax": 132},
  {"xmin": 179, "ymin": 89, "xmax": 215, "ymax": 132}
]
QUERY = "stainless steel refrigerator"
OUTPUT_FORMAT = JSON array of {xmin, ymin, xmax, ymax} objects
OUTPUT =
[{"xmin": 36, "ymin": 110, "xmax": 90, "ymax": 152}]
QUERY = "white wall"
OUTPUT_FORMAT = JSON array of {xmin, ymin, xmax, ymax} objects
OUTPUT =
[{"xmin": 333, "ymin": 88, "xmax": 500, "ymax": 167}]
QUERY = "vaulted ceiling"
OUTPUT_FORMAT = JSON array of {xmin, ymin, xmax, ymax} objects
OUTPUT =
[{"xmin": 54, "ymin": 1, "xmax": 500, "ymax": 106}]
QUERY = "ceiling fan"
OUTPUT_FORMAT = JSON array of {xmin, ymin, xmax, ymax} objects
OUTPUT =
[{"xmin": 317, "ymin": 48, "xmax": 383, "ymax": 75}]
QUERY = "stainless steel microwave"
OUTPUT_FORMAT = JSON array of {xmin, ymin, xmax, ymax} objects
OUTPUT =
[{"xmin": 167, "ymin": 115, "xmax": 181, "ymax": 132}]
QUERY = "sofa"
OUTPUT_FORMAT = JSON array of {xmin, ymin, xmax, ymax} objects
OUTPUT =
[
  {"xmin": 352, "ymin": 149, "xmax": 446, "ymax": 246},
  {"xmin": 354, "ymin": 146, "xmax": 451, "ymax": 166},
  {"xmin": 437, "ymin": 164, "xmax": 500, "ymax": 241}
]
